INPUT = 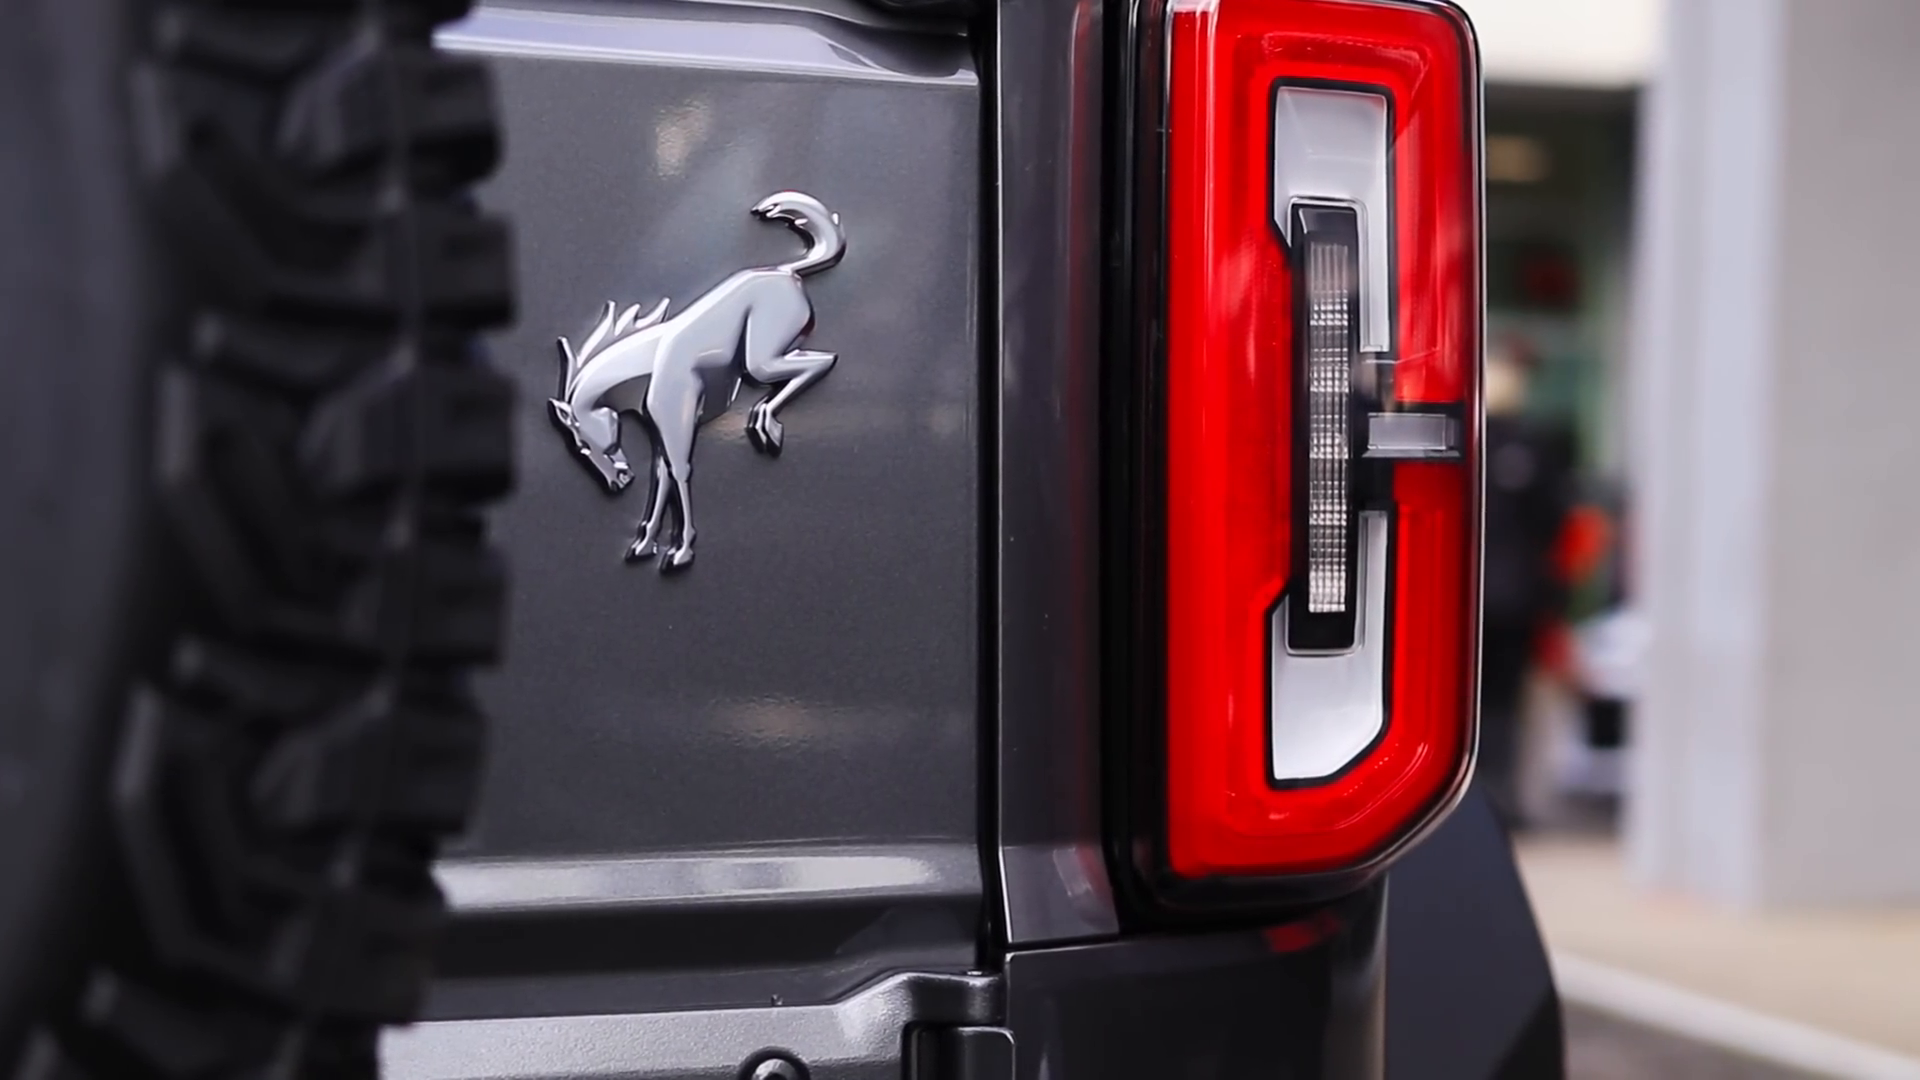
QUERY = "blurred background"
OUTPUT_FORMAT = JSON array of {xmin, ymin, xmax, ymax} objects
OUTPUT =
[{"xmin": 1455, "ymin": 1, "xmax": 1920, "ymax": 1076}]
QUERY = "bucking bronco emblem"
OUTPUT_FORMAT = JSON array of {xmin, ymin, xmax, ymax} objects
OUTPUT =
[{"xmin": 548, "ymin": 191, "xmax": 845, "ymax": 571}]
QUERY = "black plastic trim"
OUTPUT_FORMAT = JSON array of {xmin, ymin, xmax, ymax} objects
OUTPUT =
[
  {"xmin": 860, "ymin": 0, "xmax": 975, "ymax": 19},
  {"xmin": 1001, "ymin": 885, "xmax": 1388, "ymax": 1080},
  {"xmin": 1491, "ymin": 993, "xmax": 1568, "ymax": 1080}
]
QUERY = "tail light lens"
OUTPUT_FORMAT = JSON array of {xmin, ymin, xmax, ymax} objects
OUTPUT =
[{"xmin": 1112, "ymin": 0, "xmax": 1482, "ymax": 901}]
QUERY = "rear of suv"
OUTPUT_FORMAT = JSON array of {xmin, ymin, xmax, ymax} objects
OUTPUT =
[
  {"xmin": 394, "ymin": 0, "xmax": 1560, "ymax": 1076},
  {"xmin": 1, "ymin": 1, "xmax": 1561, "ymax": 1077}
]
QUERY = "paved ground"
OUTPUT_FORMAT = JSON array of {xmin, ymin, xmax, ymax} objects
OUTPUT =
[
  {"xmin": 1515, "ymin": 835, "xmax": 1920, "ymax": 1057},
  {"xmin": 1565, "ymin": 1006, "xmax": 1821, "ymax": 1080},
  {"xmin": 1515, "ymin": 702, "xmax": 1917, "ymax": 1078}
]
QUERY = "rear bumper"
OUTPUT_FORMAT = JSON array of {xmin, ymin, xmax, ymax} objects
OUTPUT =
[
  {"xmin": 1386, "ymin": 787, "xmax": 1565, "ymax": 1078},
  {"xmin": 1000, "ymin": 789, "xmax": 1563, "ymax": 1080},
  {"xmin": 385, "ymin": 795, "xmax": 1558, "ymax": 1080},
  {"xmin": 1004, "ymin": 887, "xmax": 1387, "ymax": 1079}
]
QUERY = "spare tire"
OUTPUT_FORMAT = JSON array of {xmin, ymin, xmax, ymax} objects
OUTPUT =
[{"xmin": 0, "ymin": 0, "xmax": 514, "ymax": 1075}]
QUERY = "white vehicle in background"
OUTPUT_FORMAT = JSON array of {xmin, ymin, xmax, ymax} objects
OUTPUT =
[{"xmin": 1562, "ymin": 603, "xmax": 1645, "ymax": 798}]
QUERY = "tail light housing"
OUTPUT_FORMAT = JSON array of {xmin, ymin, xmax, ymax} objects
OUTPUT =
[{"xmin": 1108, "ymin": 0, "xmax": 1482, "ymax": 910}]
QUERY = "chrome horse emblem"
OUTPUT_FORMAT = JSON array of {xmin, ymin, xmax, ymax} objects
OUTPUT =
[{"xmin": 548, "ymin": 191, "xmax": 845, "ymax": 571}]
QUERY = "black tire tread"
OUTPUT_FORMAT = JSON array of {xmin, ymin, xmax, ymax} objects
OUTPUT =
[{"xmin": 14, "ymin": 1, "xmax": 512, "ymax": 1076}]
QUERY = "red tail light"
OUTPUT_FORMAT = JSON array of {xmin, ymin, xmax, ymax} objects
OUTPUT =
[{"xmin": 1111, "ymin": 0, "xmax": 1481, "ymax": 903}]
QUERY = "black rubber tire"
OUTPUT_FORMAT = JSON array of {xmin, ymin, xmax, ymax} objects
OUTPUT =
[{"xmin": 0, "ymin": 0, "xmax": 514, "ymax": 1076}]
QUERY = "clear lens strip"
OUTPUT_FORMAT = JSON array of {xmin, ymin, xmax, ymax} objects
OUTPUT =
[{"xmin": 1306, "ymin": 233, "xmax": 1356, "ymax": 613}]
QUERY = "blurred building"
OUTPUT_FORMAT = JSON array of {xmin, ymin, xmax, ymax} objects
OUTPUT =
[
  {"xmin": 1462, "ymin": 0, "xmax": 1654, "ymax": 827},
  {"xmin": 1463, "ymin": 0, "xmax": 1659, "ymax": 478},
  {"xmin": 1624, "ymin": 0, "xmax": 1920, "ymax": 911},
  {"xmin": 1470, "ymin": 0, "xmax": 1920, "ymax": 911}
]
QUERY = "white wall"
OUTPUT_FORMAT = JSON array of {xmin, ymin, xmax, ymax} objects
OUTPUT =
[
  {"xmin": 1627, "ymin": 0, "xmax": 1920, "ymax": 909},
  {"xmin": 1459, "ymin": 0, "xmax": 1663, "ymax": 88}
]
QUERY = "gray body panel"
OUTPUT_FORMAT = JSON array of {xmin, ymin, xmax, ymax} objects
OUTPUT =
[
  {"xmin": 990, "ymin": 0, "xmax": 1121, "ymax": 948},
  {"xmin": 430, "ymin": 0, "xmax": 983, "ymax": 1021}
]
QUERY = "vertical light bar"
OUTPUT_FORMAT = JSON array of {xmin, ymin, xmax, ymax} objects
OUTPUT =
[
  {"xmin": 1306, "ymin": 225, "xmax": 1355, "ymax": 614},
  {"xmin": 1289, "ymin": 204, "xmax": 1363, "ymax": 651},
  {"xmin": 1272, "ymin": 85, "xmax": 1385, "ymax": 656}
]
